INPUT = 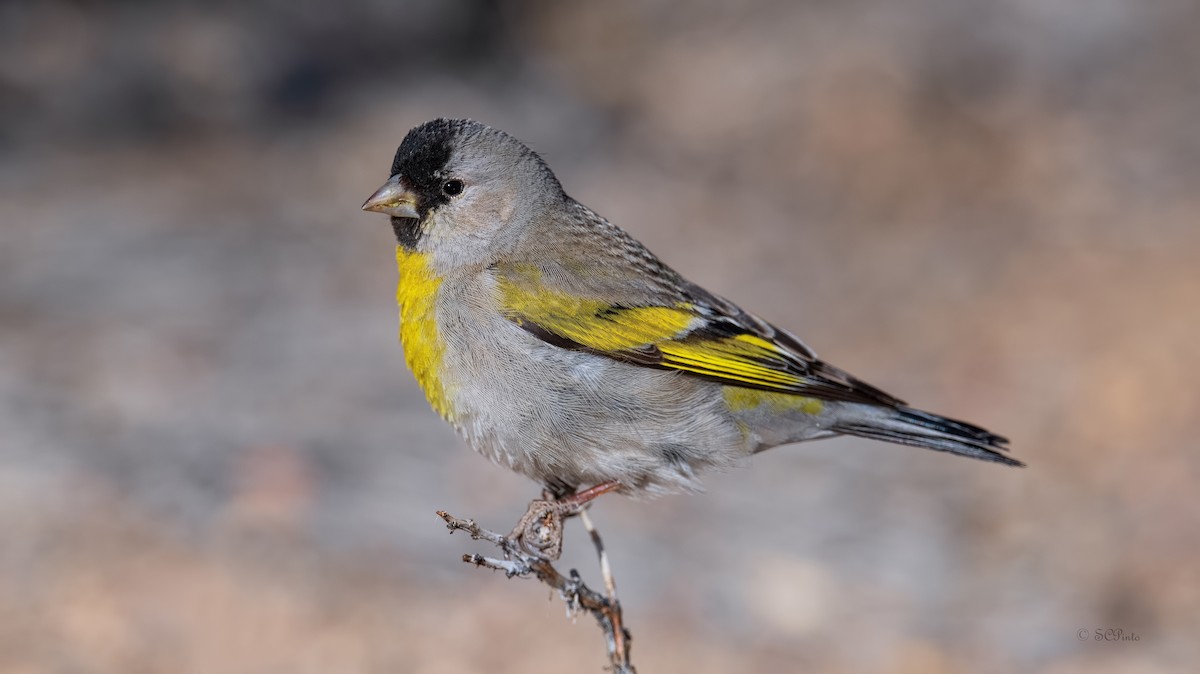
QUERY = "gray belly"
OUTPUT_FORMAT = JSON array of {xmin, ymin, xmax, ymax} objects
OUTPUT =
[{"xmin": 436, "ymin": 309, "xmax": 750, "ymax": 495}]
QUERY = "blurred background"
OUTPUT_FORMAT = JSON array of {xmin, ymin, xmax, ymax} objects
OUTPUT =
[{"xmin": 1, "ymin": 1, "xmax": 1197, "ymax": 672}]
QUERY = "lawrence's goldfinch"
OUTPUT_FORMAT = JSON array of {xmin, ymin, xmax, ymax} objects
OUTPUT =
[{"xmin": 361, "ymin": 118, "xmax": 1021, "ymax": 498}]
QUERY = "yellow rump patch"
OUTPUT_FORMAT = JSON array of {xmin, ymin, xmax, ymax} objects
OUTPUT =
[{"xmin": 722, "ymin": 387, "xmax": 825, "ymax": 416}]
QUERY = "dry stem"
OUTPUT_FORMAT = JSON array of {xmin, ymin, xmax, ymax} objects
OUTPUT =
[{"xmin": 436, "ymin": 496, "xmax": 635, "ymax": 673}]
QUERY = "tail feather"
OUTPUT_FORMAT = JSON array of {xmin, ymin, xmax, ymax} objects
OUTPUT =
[{"xmin": 835, "ymin": 406, "xmax": 1023, "ymax": 467}]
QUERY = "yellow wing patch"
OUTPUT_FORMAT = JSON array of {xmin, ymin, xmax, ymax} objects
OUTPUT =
[
  {"xmin": 497, "ymin": 270, "xmax": 819, "ymax": 395},
  {"xmin": 658, "ymin": 334, "xmax": 803, "ymax": 389},
  {"xmin": 498, "ymin": 276, "xmax": 697, "ymax": 351},
  {"xmin": 495, "ymin": 262, "xmax": 902, "ymax": 407}
]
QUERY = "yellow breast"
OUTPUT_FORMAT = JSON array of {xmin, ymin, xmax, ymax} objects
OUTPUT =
[{"xmin": 395, "ymin": 247, "xmax": 455, "ymax": 421}]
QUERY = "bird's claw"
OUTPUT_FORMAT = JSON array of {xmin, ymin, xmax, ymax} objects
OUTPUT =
[
  {"xmin": 507, "ymin": 481, "xmax": 621, "ymax": 561},
  {"xmin": 509, "ymin": 498, "xmax": 572, "ymax": 561}
]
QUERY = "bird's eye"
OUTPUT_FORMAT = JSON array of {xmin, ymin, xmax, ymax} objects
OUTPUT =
[{"xmin": 442, "ymin": 179, "xmax": 464, "ymax": 196}]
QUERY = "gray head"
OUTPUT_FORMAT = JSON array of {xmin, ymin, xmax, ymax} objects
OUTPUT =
[{"xmin": 362, "ymin": 119, "xmax": 564, "ymax": 261}]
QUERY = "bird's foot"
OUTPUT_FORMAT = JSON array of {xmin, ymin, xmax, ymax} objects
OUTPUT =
[{"xmin": 509, "ymin": 481, "xmax": 620, "ymax": 561}]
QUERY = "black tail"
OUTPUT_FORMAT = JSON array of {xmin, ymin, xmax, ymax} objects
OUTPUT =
[{"xmin": 835, "ymin": 406, "xmax": 1023, "ymax": 467}]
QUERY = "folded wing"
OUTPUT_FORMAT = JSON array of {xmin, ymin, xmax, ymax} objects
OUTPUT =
[{"xmin": 495, "ymin": 263, "xmax": 904, "ymax": 407}]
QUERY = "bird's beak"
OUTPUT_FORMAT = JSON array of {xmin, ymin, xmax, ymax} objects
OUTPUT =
[{"xmin": 361, "ymin": 175, "xmax": 420, "ymax": 219}]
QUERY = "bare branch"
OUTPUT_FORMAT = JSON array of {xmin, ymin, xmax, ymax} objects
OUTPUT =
[
  {"xmin": 437, "ymin": 498, "xmax": 636, "ymax": 673},
  {"xmin": 579, "ymin": 509, "xmax": 631, "ymax": 667}
]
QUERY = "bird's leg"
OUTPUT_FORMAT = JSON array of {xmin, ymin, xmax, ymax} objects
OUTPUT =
[{"xmin": 509, "ymin": 480, "xmax": 620, "ymax": 561}]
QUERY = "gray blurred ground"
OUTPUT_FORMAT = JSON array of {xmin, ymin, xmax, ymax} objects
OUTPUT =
[{"xmin": 1, "ymin": 1, "xmax": 1198, "ymax": 672}]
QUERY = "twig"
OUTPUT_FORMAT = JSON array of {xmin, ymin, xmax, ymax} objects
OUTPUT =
[
  {"xmin": 579, "ymin": 509, "xmax": 631, "ymax": 666},
  {"xmin": 437, "ymin": 498, "xmax": 636, "ymax": 673}
]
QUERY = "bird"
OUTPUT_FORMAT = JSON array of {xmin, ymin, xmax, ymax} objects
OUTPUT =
[{"xmin": 361, "ymin": 118, "xmax": 1022, "ymax": 500}]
